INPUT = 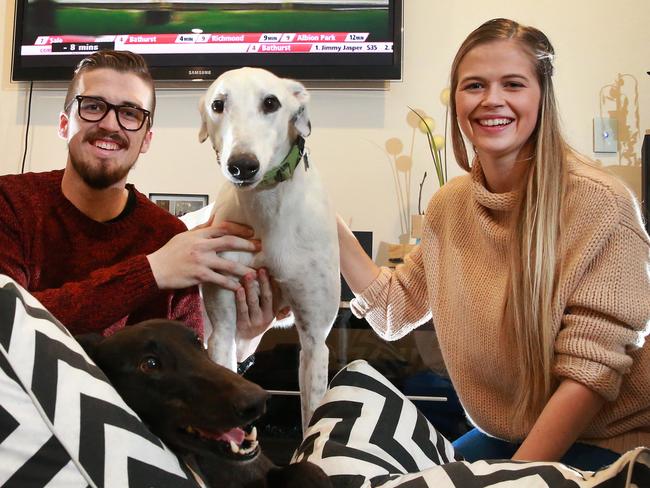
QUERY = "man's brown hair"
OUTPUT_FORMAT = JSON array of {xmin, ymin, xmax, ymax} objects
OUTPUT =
[{"xmin": 64, "ymin": 50, "xmax": 156, "ymax": 126}]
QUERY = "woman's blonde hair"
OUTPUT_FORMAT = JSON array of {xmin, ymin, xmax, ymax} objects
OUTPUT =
[{"xmin": 449, "ymin": 18, "xmax": 569, "ymax": 428}]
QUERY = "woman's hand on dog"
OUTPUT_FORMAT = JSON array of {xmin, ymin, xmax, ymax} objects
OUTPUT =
[
  {"xmin": 147, "ymin": 220, "xmax": 261, "ymax": 291},
  {"xmin": 235, "ymin": 268, "xmax": 290, "ymax": 361}
]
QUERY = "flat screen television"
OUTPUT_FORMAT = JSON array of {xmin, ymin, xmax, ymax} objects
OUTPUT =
[{"xmin": 12, "ymin": 0, "xmax": 403, "ymax": 82}]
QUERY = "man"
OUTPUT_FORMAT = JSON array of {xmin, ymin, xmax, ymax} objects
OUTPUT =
[{"xmin": 0, "ymin": 50, "xmax": 260, "ymax": 337}]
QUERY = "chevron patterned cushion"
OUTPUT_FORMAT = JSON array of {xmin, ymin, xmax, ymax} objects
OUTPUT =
[
  {"xmin": 0, "ymin": 275, "xmax": 201, "ymax": 488},
  {"xmin": 293, "ymin": 359, "xmax": 650, "ymax": 488}
]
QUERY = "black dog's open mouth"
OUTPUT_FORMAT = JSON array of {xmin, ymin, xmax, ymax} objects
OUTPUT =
[{"xmin": 181, "ymin": 424, "xmax": 260, "ymax": 460}]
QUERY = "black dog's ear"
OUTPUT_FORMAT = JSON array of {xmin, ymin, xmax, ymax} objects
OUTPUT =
[{"xmin": 75, "ymin": 333, "xmax": 104, "ymax": 361}]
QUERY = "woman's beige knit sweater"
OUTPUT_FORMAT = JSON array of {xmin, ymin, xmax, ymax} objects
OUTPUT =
[{"xmin": 351, "ymin": 158, "xmax": 650, "ymax": 454}]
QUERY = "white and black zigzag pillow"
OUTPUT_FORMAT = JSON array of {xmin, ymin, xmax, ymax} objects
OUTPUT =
[
  {"xmin": 293, "ymin": 360, "xmax": 650, "ymax": 488},
  {"xmin": 0, "ymin": 275, "xmax": 201, "ymax": 488}
]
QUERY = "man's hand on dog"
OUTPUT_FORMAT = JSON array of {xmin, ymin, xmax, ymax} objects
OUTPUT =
[
  {"xmin": 147, "ymin": 220, "xmax": 261, "ymax": 291},
  {"xmin": 235, "ymin": 267, "xmax": 290, "ymax": 361}
]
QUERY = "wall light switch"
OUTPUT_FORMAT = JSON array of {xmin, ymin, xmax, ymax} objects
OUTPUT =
[{"xmin": 593, "ymin": 117, "xmax": 618, "ymax": 153}]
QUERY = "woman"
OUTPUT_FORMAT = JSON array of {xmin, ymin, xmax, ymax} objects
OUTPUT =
[{"xmin": 337, "ymin": 18, "xmax": 650, "ymax": 470}]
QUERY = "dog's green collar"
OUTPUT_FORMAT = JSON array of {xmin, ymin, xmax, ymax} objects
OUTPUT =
[{"xmin": 258, "ymin": 137, "xmax": 309, "ymax": 187}]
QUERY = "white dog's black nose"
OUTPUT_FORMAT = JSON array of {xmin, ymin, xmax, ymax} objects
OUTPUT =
[{"xmin": 227, "ymin": 155, "xmax": 260, "ymax": 181}]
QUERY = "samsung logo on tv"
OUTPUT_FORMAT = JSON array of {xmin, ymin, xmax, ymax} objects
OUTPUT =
[{"xmin": 188, "ymin": 69, "xmax": 212, "ymax": 76}]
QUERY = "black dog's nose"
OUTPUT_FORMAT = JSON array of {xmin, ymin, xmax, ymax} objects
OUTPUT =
[
  {"xmin": 227, "ymin": 155, "xmax": 259, "ymax": 181},
  {"xmin": 233, "ymin": 388, "xmax": 270, "ymax": 424}
]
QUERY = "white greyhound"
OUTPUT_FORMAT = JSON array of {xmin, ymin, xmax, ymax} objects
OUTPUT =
[{"xmin": 198, "ymin": 67, "xmax": 340, "ymax": 430}]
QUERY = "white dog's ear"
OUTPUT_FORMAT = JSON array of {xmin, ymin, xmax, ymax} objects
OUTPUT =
[
  {"xmin": 285, "ymin": 79, "xmax": 311, "ymax": 138},
  {"xmin": 198, "ymin": 95, "xmax": 209, "ymax": 143}
]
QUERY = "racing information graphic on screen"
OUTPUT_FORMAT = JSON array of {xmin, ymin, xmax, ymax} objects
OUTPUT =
[{"xmin": 23, "ymin": 31, "xmax": 394, "ymax": 56}]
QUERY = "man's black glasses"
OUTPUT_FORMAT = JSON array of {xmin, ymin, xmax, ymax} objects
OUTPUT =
[{"xmin": 66, "ymin": 95, "xmax": 151, "ymax": 131}]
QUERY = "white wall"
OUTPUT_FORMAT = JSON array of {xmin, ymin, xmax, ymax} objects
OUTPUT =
[{"xmin": 2, "ymin": 0, "xmax": 649, "ymax": 253}]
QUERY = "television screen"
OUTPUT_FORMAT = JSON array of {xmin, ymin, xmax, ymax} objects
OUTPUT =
[{"xmin": 12, "ymin": 0, "xmax": 403, "ymax": 81}]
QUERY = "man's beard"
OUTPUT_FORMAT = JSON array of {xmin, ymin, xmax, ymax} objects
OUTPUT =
[{"xmin": 70, "ymin": 129, "xmax": 140, "ymax": 189}]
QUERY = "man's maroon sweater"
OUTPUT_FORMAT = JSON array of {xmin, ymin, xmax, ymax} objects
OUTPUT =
[{"xmin": 0, "ymin": 169, "xmax": 204, "ymax": 337}]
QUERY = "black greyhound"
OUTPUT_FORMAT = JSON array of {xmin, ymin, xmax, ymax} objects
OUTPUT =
[{"xmin": 77, "ymin": 319, "xmax": 331, "ymax": 488}]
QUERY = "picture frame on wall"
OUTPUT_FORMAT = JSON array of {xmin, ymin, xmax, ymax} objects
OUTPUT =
[{"xmin": 149, "ymin": 193, "xmax": 209, "ymax": 218}]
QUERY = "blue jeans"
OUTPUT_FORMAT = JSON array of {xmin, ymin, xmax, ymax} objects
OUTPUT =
[{"xmin": 452, "ymin": 428, "xmax": 620, "ymax": 471}]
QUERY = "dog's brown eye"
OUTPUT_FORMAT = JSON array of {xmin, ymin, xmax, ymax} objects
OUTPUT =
[
  {"xmin": 262, "ymin": 95, "xmax": 280, "ymax": 114},
  {"xmin": 140, "ymin": 357, "xmax": 160, "ymax": 373},
  {"xmin": 211, "ymin": 99, "xmax": 224, "ymax": 113}
]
